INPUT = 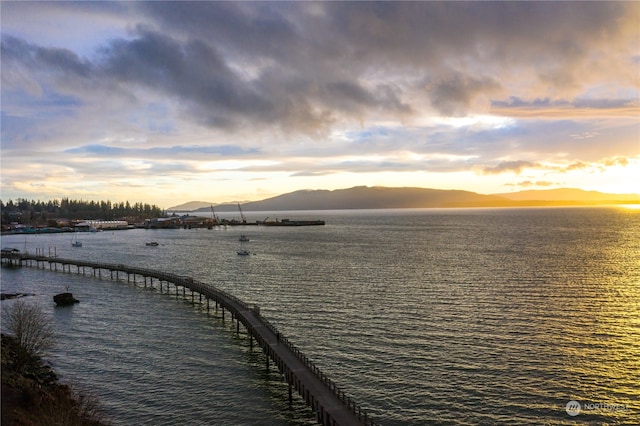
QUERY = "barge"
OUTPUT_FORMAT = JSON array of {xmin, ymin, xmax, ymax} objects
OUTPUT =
[{"xmin": 261, "ymin": 219, "xmax": 325, "ymax": 226}]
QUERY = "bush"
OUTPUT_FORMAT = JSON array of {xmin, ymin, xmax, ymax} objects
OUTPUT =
[
  {"xmin": 1, "ymin": 301, "xmax": 55, "ymax": 364},
  {"xmin": 2, "ymin": 334, "xmax": 110, "ymax": 425}
]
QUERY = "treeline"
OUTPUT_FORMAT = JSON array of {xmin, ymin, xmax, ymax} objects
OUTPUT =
[{"xmin": 1, "ymin": 198, "xmax": 165, "ymax": 225}]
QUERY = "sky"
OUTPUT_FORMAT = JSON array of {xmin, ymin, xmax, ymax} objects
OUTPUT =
[{"xmin": 1, "ymin": 1, "xmax": 639, "ymax": 208}]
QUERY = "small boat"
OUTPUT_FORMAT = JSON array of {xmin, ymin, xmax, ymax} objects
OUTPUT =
[
  {"xmin": 237, "ymin": 240, "xmax": 250, "ymax": 255},
  {"xmin": 239, "ymin": 235, "xmax": 250, "ymax": 242},
  {"xmin": 146, "ymin": 242, "xmax": 159, "ymax": 246},
  {"xmin": 71, "ymin": 241, "xmax": 82, "ymax": 247}
]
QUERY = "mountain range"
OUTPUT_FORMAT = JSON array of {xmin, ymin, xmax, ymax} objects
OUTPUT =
[{"xmin": 167, "ymin": 186, "xmax": 640, "ymax": 212}]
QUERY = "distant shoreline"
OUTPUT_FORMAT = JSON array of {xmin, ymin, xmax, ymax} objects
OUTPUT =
[
  {"xmin": 171, "ymin": 200, "xmax": 640, "ymax": 214},
  {"xmin": 3, "ymin": 202, "xmax": 637, "ymax": 236},
  {"xmin": 167, "ymin": 186, "xmax": 640, "ymax": 212}
]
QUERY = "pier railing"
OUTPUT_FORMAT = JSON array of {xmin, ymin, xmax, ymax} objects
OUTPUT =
[{"xmin": 2, "ymin": 253, "xmax": 378, "ymax": 426}]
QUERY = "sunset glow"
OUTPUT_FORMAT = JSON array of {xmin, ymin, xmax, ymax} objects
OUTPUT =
[{"xmin": 1, "ymin": 1, "xmax": 638, "ymax": 207}]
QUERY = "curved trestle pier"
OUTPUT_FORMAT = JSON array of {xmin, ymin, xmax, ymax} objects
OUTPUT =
[{"xmin": 1, "ymin": 253, "xmax": 377, "ymax": 426}]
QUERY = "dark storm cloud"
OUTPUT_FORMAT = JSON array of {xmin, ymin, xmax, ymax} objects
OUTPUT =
[
  {"xmin": 138, "ymin": 1, "xmax": 299, "ymax": 59},
  {"xmin": 308, "ymin": 2, "xmax": 629, "ymax": 70},
  {"xmin": 1, "ymin": 35, "xmax": 93, "ymax": 77},
  {"xmin": 98, "ymin": 28, "xmax": 276, "ymax": 127},
  {"xmin": 427, "ymin": 74, "xmax": 502, "ymax": 116},
  {"xmin": 3, "ymin": 1, "xmax": 637, "ymax": 134},
  {"xmin": 138, "ymin": 1, "xmax": 637, "ymax": 122}
]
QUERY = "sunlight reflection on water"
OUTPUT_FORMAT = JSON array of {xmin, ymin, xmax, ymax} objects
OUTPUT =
[{"xmin": 1, "ymin": 207, "xmax": 638, "ymax": 424}]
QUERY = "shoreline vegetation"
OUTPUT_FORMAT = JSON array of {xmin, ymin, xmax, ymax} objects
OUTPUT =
[
  {"xmin": 1, "ymin": 333, "xmax": 110, "ymax": 425},
  {"xmin": 1, "ymin": 198, "xmax": 164, "ymax": 230},
  {"xmin": 1, "ymin": 299, "xmax": 110, "ymax": 425}
]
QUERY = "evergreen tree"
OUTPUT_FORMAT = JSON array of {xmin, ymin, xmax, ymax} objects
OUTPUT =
[{"xmin": 0, "ymin": 198, "xmax": 165, "ymax": 226}]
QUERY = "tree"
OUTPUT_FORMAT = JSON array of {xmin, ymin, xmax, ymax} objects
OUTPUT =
[
  {"xmin": 2, "ymin": 300, "xmax": 55, "ymax": 363},
  {"xmin": 1, "ymin": 197, "xmax": 165, "ymax": 225}
]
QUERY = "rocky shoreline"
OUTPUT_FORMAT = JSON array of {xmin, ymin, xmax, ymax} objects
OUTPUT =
[
  {"xmin": 0, "ymin": 293, "xmax": 35, "ymax": 301},
  {"xmin": 1, "ymin": 333, "xmax": 109, "ymax": 425}
]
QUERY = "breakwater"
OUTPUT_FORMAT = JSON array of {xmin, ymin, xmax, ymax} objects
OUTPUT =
[{"xmin": 1, "ymin": 252, "xmax": 376, "ymax": 426}]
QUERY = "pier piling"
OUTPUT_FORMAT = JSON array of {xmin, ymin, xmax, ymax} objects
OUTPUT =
[{"xmin": 1, "ymin": 252, "xmax": 378, "ymax": 426}]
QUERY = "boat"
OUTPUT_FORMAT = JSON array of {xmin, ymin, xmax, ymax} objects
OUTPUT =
[
  {"xmin": 239, "ymin": 235, "xmax": 250, "ymax": 242},
  {"xmin": 237, "ymin": 240, "xmax": 250, "ymax": 256},
  {"xmin": 146, "ymin": 242, "xmax": 159, "ymax": 246},
  {"xmin": 71, "ymin": 241, "xmax": 82, "ymax": 247}
]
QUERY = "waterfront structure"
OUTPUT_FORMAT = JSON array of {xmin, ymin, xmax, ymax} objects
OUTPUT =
[
  {"xmin": 75, "ymin": 220, "xmax": 129, "ymax": 231},
  {"xmin": 1, "ymin": 252, "xmax": 376, "ymax": 426}
]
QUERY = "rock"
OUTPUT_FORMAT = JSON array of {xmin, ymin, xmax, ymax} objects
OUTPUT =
[
  {"xmin": 1, "ymin": 293, "xmax": 35, "ymax": 301},
  {"xmin": 53, "ymin": 293, "xmax": 79, "ymax": 306}
]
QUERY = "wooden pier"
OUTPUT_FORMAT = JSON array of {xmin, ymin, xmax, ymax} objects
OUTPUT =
[{"xmin": 1, "ymin": 253, "xmax": 377, "ymax": 426}]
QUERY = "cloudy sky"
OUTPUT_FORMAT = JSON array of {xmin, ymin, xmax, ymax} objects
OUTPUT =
[{"xmin": 1, "ymin": 1, "xmax": 638, "ymax": 207}]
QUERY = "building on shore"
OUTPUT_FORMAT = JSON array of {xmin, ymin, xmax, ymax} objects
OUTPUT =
[
  {"xmin": 143, "ymin": 217, "xmax": 182, "ymax": 229},
  {"xmin": 75, "ymin": 220, "xmax": 130, "ymax": 231}
]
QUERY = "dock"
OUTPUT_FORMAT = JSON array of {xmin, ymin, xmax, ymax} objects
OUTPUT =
[{"xmin": 1, "ymin": 252, "xmax": 376, "ymax": 426}]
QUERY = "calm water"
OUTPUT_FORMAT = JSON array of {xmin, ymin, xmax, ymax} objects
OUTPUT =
[{"xmin": 1, "ymin": 207, "xmax": 639, "ymax": 425}]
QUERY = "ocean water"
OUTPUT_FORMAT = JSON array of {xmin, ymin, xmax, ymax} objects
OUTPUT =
[{"xmin": 1, "ymin": 207, "xmax": 639, "ymax": 425}]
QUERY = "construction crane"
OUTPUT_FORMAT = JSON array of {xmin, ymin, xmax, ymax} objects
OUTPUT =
[
  {"xmin": 210, "ymin": 205, "xmax": 219, "ymax": 224},
  {"xmin": 237, "ymin": 203, "xmax": 246, "ymax": 224}
]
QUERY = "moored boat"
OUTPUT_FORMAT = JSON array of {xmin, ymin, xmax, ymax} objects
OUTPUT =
[{"xmin": 237, "ymin": 239, "xmax": 250, "ymax": 255}]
